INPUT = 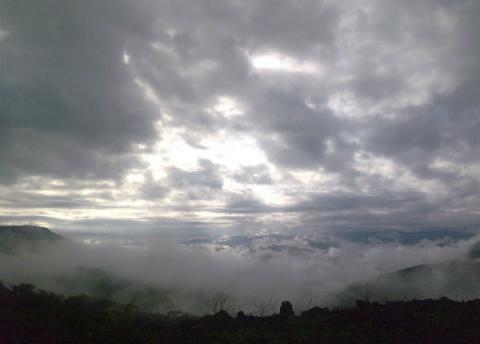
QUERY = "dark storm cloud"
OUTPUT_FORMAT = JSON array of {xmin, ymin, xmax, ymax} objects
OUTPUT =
[{"xmin": 0, "ymin": 0, "xmax": 159, "ymax": 183}]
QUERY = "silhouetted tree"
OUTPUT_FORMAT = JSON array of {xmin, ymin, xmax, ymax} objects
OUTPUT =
[
  {"xmin": 205, "ymin": 292, "xmax": 230, "ymax": 314},
  {"xmin": 252, "ymin": 297, "xmax": 276, "ymax": 316}
]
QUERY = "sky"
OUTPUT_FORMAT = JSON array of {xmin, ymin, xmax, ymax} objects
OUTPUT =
[{"xmin": 0, "ymin": 0, "xmax": 480, "ymax": 248}]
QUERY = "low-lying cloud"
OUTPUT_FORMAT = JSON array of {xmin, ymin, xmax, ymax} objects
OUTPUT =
[{"xmin": 1, "ymin": 231, "xmax": 478, "ymax": 314}]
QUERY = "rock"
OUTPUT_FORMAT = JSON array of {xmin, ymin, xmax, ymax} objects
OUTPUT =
[{"xmin": 279, "ymin": 301, "xmax": 294, "ymax": 317}]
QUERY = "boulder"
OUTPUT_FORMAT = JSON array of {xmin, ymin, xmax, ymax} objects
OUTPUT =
[{"xmin": 279, "ymin": 301, "xmax": 294, "ymax": 318}]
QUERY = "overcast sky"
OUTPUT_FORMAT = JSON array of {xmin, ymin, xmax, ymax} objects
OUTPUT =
[{"xmin": 1, "ymin": 0, "xmax": 479, "ymax": 244}]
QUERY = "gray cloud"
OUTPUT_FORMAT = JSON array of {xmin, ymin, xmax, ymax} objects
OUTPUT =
[
  {"xmin": 250, "ymin": 88, "xmax": 340, "ymax": 169},
  {"xmin": 168, "ymin": 159, "xmax": 223, "ymax": 190},
  {"xmin": 232, "ymin": 164, "xmax": 273, "ymax": 184},
  {"xmin": 2, "ymin": 228, "xmax": 478, "ymax": 314}
]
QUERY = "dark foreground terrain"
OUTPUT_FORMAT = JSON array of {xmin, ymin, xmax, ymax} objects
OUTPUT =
[{"xmin": 2, "ymin": 282, "xmax": 480, "ymax": 343}]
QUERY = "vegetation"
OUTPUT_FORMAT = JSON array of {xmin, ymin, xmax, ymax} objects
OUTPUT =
[{"xmin": 3, "ymin": 281, "xmax": 480, "ymax": 343}]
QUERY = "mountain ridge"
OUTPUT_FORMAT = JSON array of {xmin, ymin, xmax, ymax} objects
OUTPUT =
[{"xmin": 0, "ymin": 225, "xmax": 65, "ymax": 253}]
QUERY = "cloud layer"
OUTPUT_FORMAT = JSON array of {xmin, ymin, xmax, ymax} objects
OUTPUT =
[{"xmin": 1, "ymin": 230, "xmax": 477, "ymax": 314}]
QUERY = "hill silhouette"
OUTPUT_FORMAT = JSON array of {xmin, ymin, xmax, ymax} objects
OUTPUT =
[
  {"xmin": 0, "ymin": 226, "xmax": 214, "ymax": 314},
  {"xmin": 339, "ymin": 260, "xmax": 480, "ymax": 305},
  {"xmin": 0, "ymin": 225, "xmax": 65, "ymax": 254}
]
